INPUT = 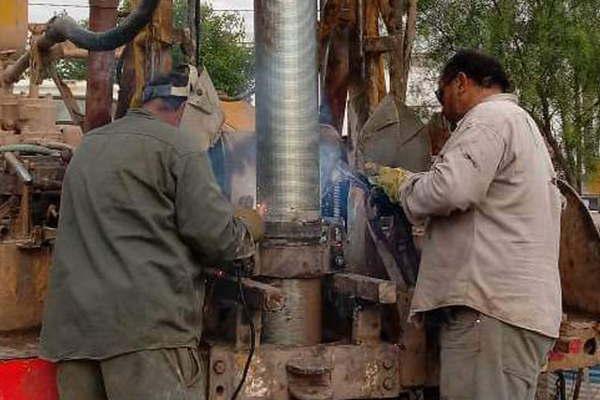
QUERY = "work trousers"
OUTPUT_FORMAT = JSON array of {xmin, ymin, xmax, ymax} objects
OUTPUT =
[
  {"xmin": 437, "ymin": 307, "xmax": 555, "ymax": 400},
  {"xmin": 57, "ymin": 347, "xmax": 205, "ymax": 400}
]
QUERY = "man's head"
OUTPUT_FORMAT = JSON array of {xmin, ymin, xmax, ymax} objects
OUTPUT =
[
  {"xmin": 142, "ymin": 67, "xmax": 191, "ymax": 127},
  {"xmin": 436, "ymin": 50, "xmax": 511, "ymax": 123}
]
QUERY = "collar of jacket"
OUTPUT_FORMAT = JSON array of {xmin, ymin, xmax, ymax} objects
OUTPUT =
[
  {"xmin": 479, "ymin": 93, "xmax": 519, "ymax": 105},
  {"xmin": 452, "ymin": 93, "xmax": 520, "ymax": 133},
  {"xmin": 126, "ymin": 108, "xmax": 157, "ymax": 120}
]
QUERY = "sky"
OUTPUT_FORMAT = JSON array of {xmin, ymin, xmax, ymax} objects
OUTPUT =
[{"xmin": 29, "ymin": 0, "xmax": 255, "ymax": 38}]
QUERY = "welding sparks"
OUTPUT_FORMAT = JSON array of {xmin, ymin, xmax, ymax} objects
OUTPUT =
[{"xmin": 256, "ymin": 202, "xmax": 268, "ymax": 218}]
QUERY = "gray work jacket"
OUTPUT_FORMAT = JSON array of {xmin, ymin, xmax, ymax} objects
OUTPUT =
[
  {"xmin": 40, "ymin": 108, "xmax": 253, "ymax": 361},
  {"xmin": 401, "ymin": 94, "xmax": 562, "ymax": 338}
]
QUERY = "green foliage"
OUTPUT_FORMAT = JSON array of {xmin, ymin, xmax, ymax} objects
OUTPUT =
[
  {"xmin": 55, "ymin": 58, "xmax": 87, "ymax": 80},
  {"xmin": 417, "ymin": 0, "xmax": 600, "ymax": 190},
  {"xmin": 172, "ymin": 1, "xmax": 254, "ymax": 97},
  {"xmin": 55, "ymin": 19, "xmax": 88, "ymax": 80}
]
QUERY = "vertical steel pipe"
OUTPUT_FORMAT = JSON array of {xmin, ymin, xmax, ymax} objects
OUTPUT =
[
  {"xmin": 255, "ymin": 0, "xmax": 324, "ymax": 346},
  {"xmin": 262, "ymin": 278, "xmax": 322, "ymax": 345},
  {"xmin": 85, "ymin": 0, "xmax": 118, "ymax": 132},
  {"xmin": 254, "ymin": 0, "xmax": 320, "ymax": 225}
]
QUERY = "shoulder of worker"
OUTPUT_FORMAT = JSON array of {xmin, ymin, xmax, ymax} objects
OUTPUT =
[
  {"xmin": 459, "ymin": 93, "xmax": 531, "ymax": 138},
  {"xmin": 86, "ymin": 108, "xmax": 206, "ymax": 157}
]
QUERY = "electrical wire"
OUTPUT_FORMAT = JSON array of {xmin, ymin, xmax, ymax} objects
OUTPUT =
[
  {"xmin": 231, "ymin": 269, "xmax": 255, "ymax": 400},
  {"xmin": 195, "ymin": 0, "xmax": 201, "ymax": 66}
]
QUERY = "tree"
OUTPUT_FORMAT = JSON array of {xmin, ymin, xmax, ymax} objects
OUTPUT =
[
  {"xmin": 172, "ymin": 1, "xmax": 254, "ymax": 97},
  {"xmin": 55, "ymin": 19, "xmax": 88, "ymax": 80},
  {"xmin": 417, "ymin": 0, "xmax": 600, "ymax": 191},
  {"xmin": 55, "ymin": 58, "xmax": 87, "ymax": 80}
]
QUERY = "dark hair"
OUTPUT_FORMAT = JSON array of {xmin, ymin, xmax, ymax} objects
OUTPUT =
[
  {"xmin": 441, "ymin": 50, "xmax": 512, "ymax": 92},
  {"xmin": 142, "ymin": 66, "xmax": 190, "ymax": 110}
]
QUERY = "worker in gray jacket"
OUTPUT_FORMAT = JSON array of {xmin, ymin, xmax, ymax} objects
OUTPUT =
[
  {"xmin": 40, "ymin": 66, "xmax": 263, "ymax": 400},
  {"xmin": 372, "ymin": 50, "xmax": 562, "ymax": 399}
]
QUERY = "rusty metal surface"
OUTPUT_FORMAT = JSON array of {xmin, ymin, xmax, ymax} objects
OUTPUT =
[
  {"xmin": 262, "ymin": 278, "xmax": 323, "ymax": 346},
  {"xmin": 546, "ymin": 314, "xmax": 600, "ymax": 371},
  {"xmin": 332, "ymin": 273, "xmax": 397, "ymax": 304},
  {"xmin": 49, "ymin": 66, "xmax": 85, "ymax": 128},
  {"xmin": 0, "ymin": 243, "xmax": 51, "ymax": 332},
  {"xmin": 127, "ymin": 0, "xmax": 174, "ymax": 109},
  {"xmin": 557, "ymin": 180, "xmax": 600, "ymax": 316},
  {"xmin": 85, "ymin": 0, "xmax": 119, "ymax": 131},
  {"xmin": 258, "ymin": 240, "xmax": 330, "ymax": 278},
  {"xmin": 17, "ymin": 97, "xmax": 60, "ymax": 140},
  {"xmin": 0, "ymin": 0, "xmax": 28, "ymax": 53},
  {"xmin": 0, "ymin": 96, "xmax": 59, "ymax": 141},
  {"xmin": 0, "ymin": 56, "xmax": 74, "ymax": 337},
  {"xmin": 0, "ymin": 330, "xmax": 39, "ymax": 360},
  {"xmin": 351, "ymin": 306, "xmax": 382, "ymax": 345},
  {"xmin": 207, "ymin": 343, "xmax": 402, "ymax": 399},
  {"xmin": 204, "ymin": 268, "xmax": 285, "ymax": 312}
]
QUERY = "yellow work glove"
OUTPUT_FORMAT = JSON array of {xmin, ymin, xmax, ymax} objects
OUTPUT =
[
  {"xmin": 365, "ymin": 162, "xmax": 413, "ymax": 204},
  {"xmin": 234, "ymin": 207, "xmax": 265, "ymax": 242}
]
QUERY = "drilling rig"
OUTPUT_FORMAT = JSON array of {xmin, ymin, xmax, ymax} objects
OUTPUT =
[{"xmin": 1, "ymin": 1, "xmax": 600, "ymax": 400}]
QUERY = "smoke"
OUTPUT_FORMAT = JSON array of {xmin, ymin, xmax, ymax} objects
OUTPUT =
[{"xmin": 211, "ymin": 124, "xmax": 354, "ymax": 222}]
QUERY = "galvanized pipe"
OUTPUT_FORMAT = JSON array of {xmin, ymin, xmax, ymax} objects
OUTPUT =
[{"xmin": 255, "ymin": 0, "xmax": 320, "ymax": 225}]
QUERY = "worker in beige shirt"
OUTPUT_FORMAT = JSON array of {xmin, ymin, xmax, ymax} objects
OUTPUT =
[{"xmin": 372, "ymin": 50, "xmax": 562, "ymax": 399}]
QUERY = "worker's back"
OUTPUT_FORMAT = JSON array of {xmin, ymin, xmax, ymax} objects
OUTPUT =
[{"xmin": 40, "ymin": 108, "xmax": 248, "ymax": 361}]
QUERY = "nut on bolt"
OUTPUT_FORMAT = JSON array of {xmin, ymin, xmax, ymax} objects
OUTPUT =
[
  {"xmin": 383, "ymin": 377, "xmax": 394, "ymax": 391},
  {"xmin": 213, "ymin": 360, "xmax": 226, "ymax": 374}
]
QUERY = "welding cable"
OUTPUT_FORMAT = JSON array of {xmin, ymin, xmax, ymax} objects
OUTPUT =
[
  {"xmin": 37, "ymin": 0, "xmax": 160, "ymax": 51},
  {"xmin": 231, "ymin": 269, "xmax": 256, "ymax": 400}
]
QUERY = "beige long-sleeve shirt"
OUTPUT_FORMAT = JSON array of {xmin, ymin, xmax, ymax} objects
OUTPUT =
[{"xmin": 401, "ymin": 94, "xmax": 562, "ymax": 338}]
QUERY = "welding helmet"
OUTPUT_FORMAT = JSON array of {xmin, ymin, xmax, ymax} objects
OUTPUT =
[
  {"xmin": 179, "ymin": 65, "xmax": 225, "ymax": 151},
  {"xmin": 141, "ymin": 66, "xmax": 193, "ymax": 103}
]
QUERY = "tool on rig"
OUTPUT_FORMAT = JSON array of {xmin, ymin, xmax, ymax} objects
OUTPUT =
[{"xmin": 331, "ymin": 162, "xmax": 420, "ymax": 288}]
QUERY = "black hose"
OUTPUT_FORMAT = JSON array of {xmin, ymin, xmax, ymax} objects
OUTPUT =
[
  {"xmin": 38, "ymin": 0, "xmax": 160, "ymax": 51},
  {"xmin": 195, "ymin": 0, "xmax": 201, "ymax": 67},
  {"xmin": 231, "ymin": 270, "xmax": 255, "ymax": 400}
]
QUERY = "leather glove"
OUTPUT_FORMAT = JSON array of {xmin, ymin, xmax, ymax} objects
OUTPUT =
[
  {"xmin": 234, "ymin": 207, "xmax": 265, "ymax": 242},
  {"xmin": 365, "ymin": 162, "xmax": 413, "ymax": 204}
]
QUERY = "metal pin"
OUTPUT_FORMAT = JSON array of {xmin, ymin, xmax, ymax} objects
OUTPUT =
[{"xmin": 3, "ymin": 152, "xmax": 33, "ymax": 185}]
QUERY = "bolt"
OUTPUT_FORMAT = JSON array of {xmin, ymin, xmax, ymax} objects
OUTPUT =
[
  {"xmin": 213, "ymin": 360, "xmax": 226, "ymax": 374},
  {"xmin": 383, "ymin": 377, "xmax": 394, "ymax": 391},
  {"xmin": 383, "ymin": 359, "xmax": 394, "ymax": 370}
]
